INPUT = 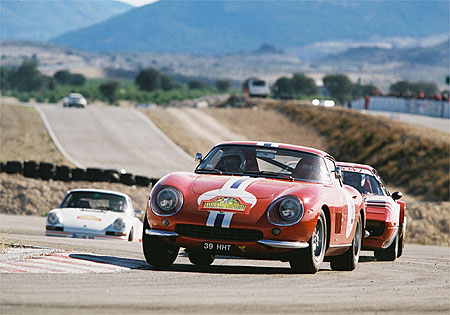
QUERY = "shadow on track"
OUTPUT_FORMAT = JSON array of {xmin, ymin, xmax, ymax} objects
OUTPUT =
[{"xmin": 70, "ymin": 251, "xmax": 377, "ymax": 274}]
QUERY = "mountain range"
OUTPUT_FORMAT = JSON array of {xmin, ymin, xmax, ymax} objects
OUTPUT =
[
  {"xmin": 1, "ymin": 0, "xmax": 131, "ymax": 41},
  {"xmin": 49, "ymin": 0, "xmax": 449, "ymax": 54}
]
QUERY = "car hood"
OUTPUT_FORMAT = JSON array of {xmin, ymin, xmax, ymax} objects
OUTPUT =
[{"xmin": 56, "ymin": 208, "xmax": 125, "ymax": 231}]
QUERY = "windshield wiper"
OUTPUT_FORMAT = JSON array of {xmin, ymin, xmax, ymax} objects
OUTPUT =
[
  {"xmin": 244, "ymin": 171, "xmax": 294, "ymax": 181},
  {"xmin": 195, "ymin": 168, "xmax": 223, "ymax": 175}
]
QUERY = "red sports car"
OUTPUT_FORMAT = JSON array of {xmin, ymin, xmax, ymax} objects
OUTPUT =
[
  {"xmin": 143, "ymin": 141, "xmax": 365, "ymax": 273},
  {"xmin": 337, "ymin": 162, "xmax": 406, "ymax": 261}
]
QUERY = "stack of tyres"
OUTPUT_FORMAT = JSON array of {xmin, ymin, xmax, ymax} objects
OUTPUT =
[
  {"xmin": 86, "ymin": 168, "xmax": 104, "ymax": 182},
  {"xmin": 23, "ymin": 161, "xmax": 39, "ymax": 178},
  {"xmin": 135, "ymin": 175, "xmax": 150, "ymax": 187},
  {"xmin": 71, "ymin": 168, "xmax": 86, "ymax": 181},
  {"xmin": 120, "ymin": 172, "xmax": 134, "ymax": 186},
  {"xmin": 5, "ymin": 161, "xmax": 23, "ymax": 174},
  {"xmin": 39, "ymin": 162, "xmax": 54, "ymax": 180},
  {"xmin": 55, "ymin": 166, "xmax": 70, "ymax": 181}
]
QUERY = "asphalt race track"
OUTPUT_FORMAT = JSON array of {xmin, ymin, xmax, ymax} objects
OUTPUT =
[
  {"xmin": 1, "ymin": 214, "xmax": 449, "ymax": 314},
  {"xmin": 36, "ymin": 104, "xmax": 195, "ymax": 178}
]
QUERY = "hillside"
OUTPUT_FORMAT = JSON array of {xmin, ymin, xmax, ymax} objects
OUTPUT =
[
  {"xmin": 51, "ymin": 0, "xmax": 449, "ymax": 54},
  {"xmin": 0, "ymin": 0, "xmax": 131, "ymax": 41},
  {"xmin": 322, "ymin": 40, "xmax": 449, "ymax": 67}
]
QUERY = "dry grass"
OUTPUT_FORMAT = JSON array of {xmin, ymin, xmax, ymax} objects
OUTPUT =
[
  {"xmin": 0, "ymin": 103, "xmax": 72, "ymax": 166},
  {"xmin": 143, "ymin": 106, "xmax": 328, "ymax": 156}
]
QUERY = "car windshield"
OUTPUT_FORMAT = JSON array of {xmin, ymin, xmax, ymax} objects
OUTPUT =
[
  {"xmin": 196, "ymin": 145, "xmax": 331, "ymax": 183},
  {"xmin": 60, "ymin": 191, "xmax": 127, "ymax": 212},
  {"xmin": 342, "ymin": 171, "xmax": 385, "ymax": 196}
]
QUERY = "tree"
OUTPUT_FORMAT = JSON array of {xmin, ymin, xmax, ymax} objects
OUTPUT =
[
  {"xmin": 389, "ymin": 80, "xmax": 412, "ymax": 97},
  {"xmin": 216, "ymin": 79, "xmax": 231, "ymax": 92},
  {"xmin": 188, "ymin": 79, "xmax": 208, "ymax": 90},
  {"xmin": 273, "ymin": 77, "xmax": 293, "ymax": 98},
  {"xmin": 323, "ymin": 74, "xmax": 353, "ymax": 105},
  {"xmin": 290, "ymin": 73, "xmax": 318, "ymax": 96},
  {"xmin": 352, "ymin": 82, "xmax": 380, "ymax": 98},
  {"xmin": 70, "ymin": 73, "xmax": 86, "ymax": 86},
  {"xmin": 53, "ymin": 70, "xmax": 72, "ymax": 84},
  {"xmin": 8, "ymin": 60, "xmax": 43, "ymax": 92},
  {"xmin": 1, "ymin": 67, "xmax": 10, "ymax": 91},
  {"xmin": 99, "ymin": 81, "xmax": 119, "ymax": 104},
  {"xmin": 159, "ymin": 74, "xmax": 173, "ymax": 91},
  {"xmin": 135, "ymin": 67, "xmax": 161, "ymax": 91}
]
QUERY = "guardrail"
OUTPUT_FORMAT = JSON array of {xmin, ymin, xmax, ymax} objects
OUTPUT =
[
  {"xmin": 0, "ymin": 161, "xmax": 159, "ymax": 187},
  {"xmin": 351, "ymin": 96, "xmax": 449, "ymax": 118}
]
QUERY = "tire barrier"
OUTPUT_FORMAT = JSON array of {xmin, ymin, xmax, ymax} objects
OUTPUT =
[
  {"xmin": 39, "ymin": 162, "xmax": 54, "ymax": 180},
  {"xmin": 71, "ymin": 168, "xmax": 86, "ymax": 181},
  {"xmin": 1, "ymin": 160, "xmax": 156, "ymax": 187},
  {"xmin": 55, "ymin": 166, "xmax": 70, "ymax": 182},
  {"xmin": 120, "ymin": 172, "xmax": 135, "ymax": 186},
  {"xmin": 23, "ymin": 161, "xmax": 39, "ymax": 178},
  {"xmin": 135, "ymin": 175, "xmax": 150, "ymax": 187},
  {"xmin": 5, "ymin": 161, "xmax": 23, "ymax": 174},
  {"xmin": 104, "ymin": 169, "xmax": 120, "ymax": 183},
  {"xmin": 86, "ymin": 168, "xmax": 105, "ymax": 182}
]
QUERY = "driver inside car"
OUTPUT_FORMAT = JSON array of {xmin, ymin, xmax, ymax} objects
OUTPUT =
[{"xmin": 216, "ymin": 154, "xmax": 244, "ymax": 173}]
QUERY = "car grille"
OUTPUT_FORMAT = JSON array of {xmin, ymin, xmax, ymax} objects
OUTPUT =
[{"xmin": 175, "ymin": 224, "xmax": 263, "ymax": 242}]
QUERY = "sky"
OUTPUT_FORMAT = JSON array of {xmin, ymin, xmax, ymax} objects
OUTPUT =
[{"xmin": 117, "ymin": 0, "xmax": 157, "ymax": 6}]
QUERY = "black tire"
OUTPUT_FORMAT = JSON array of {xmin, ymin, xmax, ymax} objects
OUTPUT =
[
  {"xmin": 5, "ymin": 161, "xmax": 23, "ymax": 174},
  {"xmin": 375, "ymin": 231, "xmax": 398, "ymax": 261},
  {"xmin": 23, "ymin": 161, "xmax": 38, "ymax": 178},
  {"xmin": 142, "ymin": 215, "xmax": 179, "ymax": 267},
  {"xmin": 289, "ymin": 209, "xmax": 327, "ymax": 274},
  {"xmin": 330, "ymin": 214, "xmax": 363, "ymax": 271},
  {"xmin": 128, "ymin": 228, "xmax": 134, "ymax": 242},
  {"xmin": 397, "ymin": 222, "xmax": 406, "ymax": 258},
  {"xmin": 188, "ymin": 251, "xmax": 215, "ymax": 266}
]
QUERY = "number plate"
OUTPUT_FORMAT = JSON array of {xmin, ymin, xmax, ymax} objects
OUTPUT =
[
  {"xmin": 73, "ymin": 233, "xmax": 94, "ymax": 239},
  {"xmin": 201, "ymin": 242, "xmax": 234, "ymax": 253}
]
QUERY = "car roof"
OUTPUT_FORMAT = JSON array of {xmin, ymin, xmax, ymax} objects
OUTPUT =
[
  {"xmin": 67, "ymin": 188, "xmax": 131, "ymax": 200},
  {"xmin": 216, "ymin": 141, "xmax": 333, "ymax": 159}
]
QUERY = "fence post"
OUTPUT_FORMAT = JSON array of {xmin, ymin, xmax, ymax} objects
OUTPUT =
[{"xmin": 364, "ymin": 95, "xmax": 370, "ymax": 110}]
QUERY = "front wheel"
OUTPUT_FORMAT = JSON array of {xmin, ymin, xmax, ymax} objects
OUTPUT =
[
  {"xmin": 289, "ymin": 209, "xmax": 327, "ymax": 274},
  {"xmin": 330, "ymin": 213, "xmax": 362, "ymax": 271},
  {"xmin": 142, "ymin": 215, "xmax": 179, "ymax": 267}
]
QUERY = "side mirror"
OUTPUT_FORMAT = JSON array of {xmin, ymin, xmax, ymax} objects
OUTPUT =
[
  {"xmin": 391, "ymin": 191, "xmax": 402, "ymax": 200},
  {"xmin": 333, "ymin": 166, "xmax": 342, "ymax": 179},
  {"xmin": 195, "ymin": 152, "xmax": 203, "ymax": 163}
]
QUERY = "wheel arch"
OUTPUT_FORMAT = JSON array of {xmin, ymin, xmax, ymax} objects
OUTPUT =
[{"xmin": 321, "ymin": 205, "xmax": 331, "ymax": 251}]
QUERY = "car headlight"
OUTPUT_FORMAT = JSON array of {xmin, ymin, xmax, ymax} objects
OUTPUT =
[
  {"xmin": 267, "ymin": 196, "xmax": 304, "ymax": 226},
  {"xmin": 113, "ymin": 218, "xmax": 126, "ymax": 231},
  {"xmin": 47, "ymin": 212, "xmax": 62, "ymax": 225},
  {"xmin": 151, "ymin": 186, "xmax": 183, "ymax": 216}
]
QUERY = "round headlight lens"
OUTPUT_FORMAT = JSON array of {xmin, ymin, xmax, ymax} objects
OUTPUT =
[
  {"xmin": 152, "ymin": 186, "xmax": 183, "ymax": 216},
  {"xmin": 279, "ymin": 198, "xmax": 301, "ymax": 221},
  {"xmin": 113, "ymin": 218, "xmax": 125, "ymax": 230},
  {"xmin": 47, "ymin": 212, "xmax": 61, "ymax": 225},
  {"xmin": 157, "ymin": 188, "xmax": 178, "ymax": 211},
  {"xmin": 267, "ymin": 196, "xmax": 304, "ymax": 226}
]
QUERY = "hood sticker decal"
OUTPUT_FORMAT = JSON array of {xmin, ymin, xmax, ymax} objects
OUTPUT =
[
  {"xmin": 198, "ymin": 177, "xmax": 258, "ymax": 214},
  {"xmin": 76, "ymin": 215, "xmax": 101, "ymax": 221}
]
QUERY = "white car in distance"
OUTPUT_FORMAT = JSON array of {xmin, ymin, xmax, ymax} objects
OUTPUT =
[{"xmin": 46, "ymin": 189, "xmax": 143, "ymax": 241}]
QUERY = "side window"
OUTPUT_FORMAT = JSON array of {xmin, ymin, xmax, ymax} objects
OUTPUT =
[{"xmin": 325, "ymin": 158, "xmax": 342, "ymax": 187}]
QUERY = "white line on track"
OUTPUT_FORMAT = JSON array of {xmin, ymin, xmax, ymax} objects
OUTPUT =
[{"xmin": 0, "ymin": 252, "xmax": 140, "ymax": 274}]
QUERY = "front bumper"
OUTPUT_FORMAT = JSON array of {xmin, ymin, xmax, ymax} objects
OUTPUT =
[
  {"xmin": 145, "ymin": 228, "xmax": 309, "ymax": 250},
  {"xmin": 45, "ymin": 230, "xmax": 127, "ymax": 240}
]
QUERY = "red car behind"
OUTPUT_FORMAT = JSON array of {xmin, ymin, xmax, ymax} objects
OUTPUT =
[{"xmin": 337, "ymin": 162, "xmax": 406, "ymax": 261}]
